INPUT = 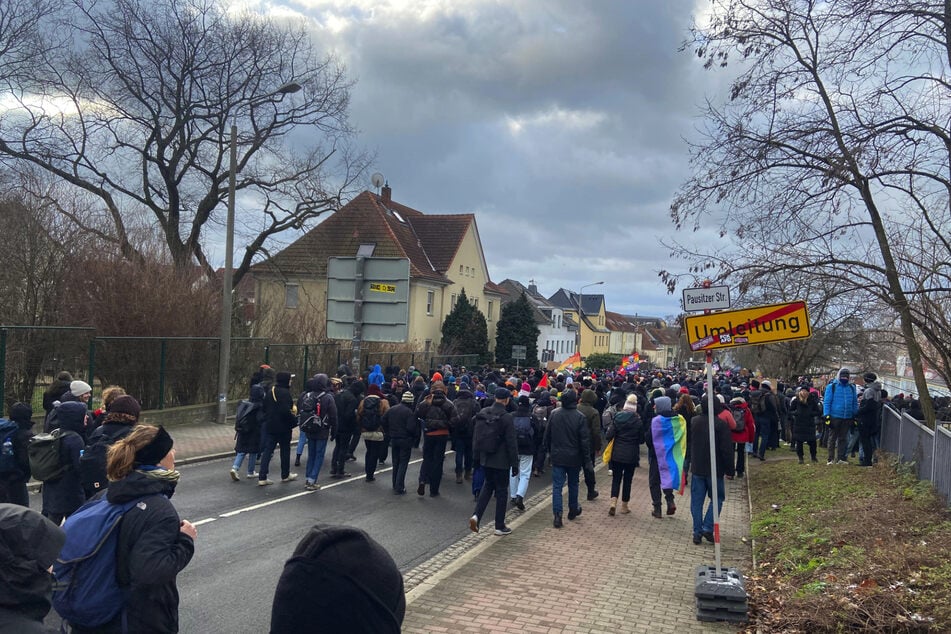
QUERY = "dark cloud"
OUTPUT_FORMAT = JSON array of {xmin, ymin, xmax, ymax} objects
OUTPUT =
[{"xmin": 275, "ymin": 0, "xmax": 728, "ymax": 318}]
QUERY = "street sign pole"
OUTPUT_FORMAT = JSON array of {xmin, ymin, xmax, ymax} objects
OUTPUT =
[{"xmin": 699, "ymin": 281, "xmax": 723, "ymax": 577}]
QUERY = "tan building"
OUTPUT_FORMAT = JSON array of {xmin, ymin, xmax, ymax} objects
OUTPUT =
[
  {"xmin": 548, "ymin": 289, "xmax": 610, "ymax": 358},
  {"xmin": 252, "ymin": 186, "xmax": 503, "ymax": 353},
  {"xmin": 605, "ymin": 311, "xmax": 642, "ymax": 357}
]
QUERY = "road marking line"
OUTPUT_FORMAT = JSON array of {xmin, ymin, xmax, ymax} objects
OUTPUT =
[
  {"xmin": 193, "ymin": 517, "xmax": 217, "ymax": 526},
  {"xmin": 215, "ymin": 456, "xmax": 425, "ymax": 519}
]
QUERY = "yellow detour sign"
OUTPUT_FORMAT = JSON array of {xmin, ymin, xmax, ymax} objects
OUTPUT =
[
  {"xmin": 369, "ymin": 282, "xmax": 396, "ymax": 293},
  {"xmin": 685, "ymin": 301, "xmax": 811, "ymax": 351}
]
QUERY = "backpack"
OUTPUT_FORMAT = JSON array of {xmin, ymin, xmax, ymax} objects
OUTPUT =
[
  {"xmin": 472, "ymin": 408, "xmax": 504, "ymax": 454},
  {"xmin": 300, "ymin": 392, "xmax": 331, "ymax": 436},
  {"xmin": 360, "ymin": 396, "xmax": 383, "ymax": 433},
  {"xmin": 52, "ymin": 496, "xmax": 144, "ymax": 628},
  {"xmin": 234, "ymin": 400, "xmax": 262, "ymax": 434},
  {"xmin": 749, "ymin": 390, "xmax": 765, "ymax": 415},
  {"xmin": 531, "ymin": 405, "xmax": 549, "ymax": 427},
  {"xmin": 0, "ymin": 419, "xmax": 20, "ymax": 475},
  {"xmin": 28, "ymin": 429, "xmax": 78, "ymax": 482},
  {"xmin": 513, "ymin": 415, "xmax": 534, "ymax": 447},
  {"xmin": 731, "ymin": 408, "xmax": 746, "ymax": 433},
  {"xmin": 79, "ymin": 426, "xmax": 132, "ymax": 499}
]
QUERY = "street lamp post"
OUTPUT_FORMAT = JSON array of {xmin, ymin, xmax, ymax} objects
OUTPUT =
[
  {"xmin": 217, "ymin": 82, "xmax": 302, "ymax": 425},
  {"xmin": 577, "ymin": 281, "xmax": 604, "ymax": 358}
]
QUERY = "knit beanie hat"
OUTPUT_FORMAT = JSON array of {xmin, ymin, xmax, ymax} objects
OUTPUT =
[
  {"xmin": 69, "ymin": 380, "xmax": 92, "ymax": 397},
  {"xmin": 107, "ymin": 395, "xmax": 141, "ymax": 423},
  {"xmin": 270, "ymin": 524, "xmax": 405, "ymax": 634},
  {"xmin": 9, "ymin": 402, "xmax": 32, "ymax": 423},
  {"xmin": 623, "ymin": 395, "xmax": 638, "ymax": 412},
  {"xmin": 653, "ymin": 396, "xmax": 672, "ymax": 413},
  {"xmin": 401, "ymin": 392, "xmax": 415, "ymax": 404},
  {"xmin": 134, "ymin": 425, "xmax": 174, "ymax": 466},
  {"xmin": 431, "ymin": 372, "xmax": 443, "ymax": 383}
]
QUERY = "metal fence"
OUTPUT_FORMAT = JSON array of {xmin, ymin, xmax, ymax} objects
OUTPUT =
[
  {"xmin": 880, "ymin": 405, "xmax": 951, "ymax": 505},
  {"xmin": 1, "ymin": 325, "xmax": 487, "ymax": 414}
]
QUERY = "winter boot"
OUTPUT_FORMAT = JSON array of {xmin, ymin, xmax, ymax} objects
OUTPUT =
[
  {"xmin": 608, "ymin": 497, "xmax": 617, "ymax": 516},
  {"xmin": 620, "ymin": 501, "xmax": 631, "ymax": 514},
  {"xmin": 553, "ymin": 513, "xmax": 563, "ymax": 529},
  {"xmin": 464, "ymin": 468, "xmax": 472, "ymax": 481},
  {"xmin": 456, "ymin": 472, "xmax": 463, "ymax": 484},
  {"xmin": 294, "ymin": 455, "xmax": 301, "ymax": 467},
  {"xmin": 666, "ymin": 495, "xmax": 677, "ymax": 515},
  {"xmin": 652, "ymin": 504, "xmax": 662, "ymax": 519}
]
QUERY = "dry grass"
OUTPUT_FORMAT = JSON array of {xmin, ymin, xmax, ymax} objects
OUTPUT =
[{"xmin": 745, "ymin": 451, "xmax": 951, "ymax": 633}]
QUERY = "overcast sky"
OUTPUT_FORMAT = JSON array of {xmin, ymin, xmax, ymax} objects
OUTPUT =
[{"xmin": 264, "ymin": 0, "xmax": 727, "ymax": 318}]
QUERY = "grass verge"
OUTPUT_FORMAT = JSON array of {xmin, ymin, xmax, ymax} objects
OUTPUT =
[{"xmin": 746, "ymin": 451, "xmax": 951, "ymax": 633}]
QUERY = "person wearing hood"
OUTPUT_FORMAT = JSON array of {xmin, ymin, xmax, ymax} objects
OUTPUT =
[
  {"xmin": 0, "ymin": 403, "xmax": 35, "ymax": 507},
  {"xmin": 451, "ymin": 384, "xmax": 480, "ymax": 483},
  {"xmin": 604, "ymin": 395, "xmax": 642, "ymax": 516},
  {"xmin": 270, "ymin": 524, "xmax": 405, "ymax": 633},
  {"xmin": 367, "ymin": 364, "xmax": 385, "ymax": 389},
  {"xmin": 823, "ymin": 368, "xmax": 858, "ymax": 465},
  {"xmin": 856, "ymin": 372, "xmax": 883, "ymax": 467},
  {"xmin": 231, "ymin": 384, "xmax": 265, "ymax": 481},
  {"xmin": 301, "ymin": 375, "xmax": 337, "ymax": 490},
  {"xmin": 382, "ymin": 392, "xmax": 419, "ymax": 494},
  {"xmin": 259, "ymin": 371, "xmax": 298, "ymax": 486},
  {"xmin": 577, "ymin": 389, "xmax": 601, "ymax": 501},
  {"xmin": 532, "ymin": 390, "xmax": 555, "ymax": 477},
  {"xmin": 688, "ymin": 399, "xmax": 735, "ymax": 545},
  {"xmin": 332, "ymin": 380, "xmax": 363, "ymax": 477},
  {"xmin": 789, "ymin": 387, "xmax": 821, "ymax": 464},
  {"xmin": 647, "ymin": 396, "xmax": 687, "ymax": 519},
  {"xmin": 40, "ymin": 400, "xmax": 87, "ymax": 524},
  {"xmin": 75, "ymin": 425, "xmax": 196, "ymax": 633},
  {"xmin": 542, "ymin": 389, "xmax": 591, "ymax": 528},
  {"xmin": 415, "ymin": 381, "xmax": 458, "ymax": 497},
  {"xmin": 0, "ymin": 504, "xmax": 65, "ymax": 633},
  {"xmin": 43, "ymin": 371, "xmax": 73, "ymax": 414},
  {"xmin": 729, "ymin": 397, "xmax": 756, "ymax": 477},
  {"xmin": 358, "ymin": 384, "xmax": 390, "ymax": 481}
]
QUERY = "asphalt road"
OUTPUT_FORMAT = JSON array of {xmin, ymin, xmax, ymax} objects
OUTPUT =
[{"xmin": 35, "ymin": 444, "xmax": 546, "ymax": 632}]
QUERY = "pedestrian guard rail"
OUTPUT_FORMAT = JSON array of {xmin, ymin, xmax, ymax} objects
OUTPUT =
[{"xmin": 880, "ymin": 405, "xmax": 951, "ymax": 506}]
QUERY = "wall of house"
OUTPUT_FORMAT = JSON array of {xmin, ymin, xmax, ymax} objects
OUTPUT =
[
  {"xmin": 255, "ymin": 276, "xmax": 329, "ymax": 340},
  {"xmin": 443, "ymin": 224, "xmax": 499, "ymax": 351},
  {"xmin": 539, "ymin": 308, "xmax": 575, "ymax": 362},
  {"xmin": 408, "ymin": 282, "xmax": 445, "ymax": 351}
]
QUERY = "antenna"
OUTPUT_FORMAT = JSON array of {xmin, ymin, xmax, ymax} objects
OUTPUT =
[{"xmin": 370, "ymin": 172, "xmax": 385, "ymax": 191}]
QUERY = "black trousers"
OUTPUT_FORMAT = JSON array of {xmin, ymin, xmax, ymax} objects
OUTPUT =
[
  {"xmin": 583, "ymin": 450, "xmax": 597, "ymax": 493},
  {"xmin": 609, "ymin": 461, "xmax": 636, "ymax": 501},
  {"xmin": 364, "ymin": 439, "xmax": 385, "ymax": 477},
  {"xmin": 347, "ymin": 429, "xmax": 361, "ymax": 457},
  {"xmin": 420, "ymin": 435, "xmax": 449, "ymax": 494},
  {"xmin": 796, "ymin": 438, "xmax": 817, "ymax": 461},
  {"xmin": 473, "ymin": 466, "xmax": 509, "ymax": 530},
  {"xmin": 390, "ymin": 439, "xmax": 413, "ymax": 492},
  {"xmin": 735, "ymin": 442, "xmax": 747, "ymax": 476},
  {"xmin": 332, "ymin": 430, "xmax": 355, "ymax": 474},
  {"xmin": 260, "ymin": 430, "xmax": 292, "ymax": 480},
  {"xmin": 647, "ymin": 444, "xmax": 673, "ymax": 507}
]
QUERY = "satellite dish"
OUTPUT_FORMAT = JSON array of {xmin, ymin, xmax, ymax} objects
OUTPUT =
[{"xmin": 370, "ymin": 172, "xmax": 385, "ymax": 189}]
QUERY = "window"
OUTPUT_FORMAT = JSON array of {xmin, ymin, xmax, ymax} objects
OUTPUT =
[
  {"xmin": 459, "ymin": 265, "xmax": 463, "ymax": 274},
  {"xmin": 488, "ymin": 301, "xmax": 493, "ymax": 320},
  {"xmin": 424, "ymin": 339, "xmax": 432, "ymax": 353},
  {"xmin": 557, "ymin": 314, "xmax": 561, "ymax": 329},
  {"xmin": 451, "ymin": 293, "xmax": 457, "ymax": 309},
  {"xmin": 284, "ymin": 284, "xmax": 299, "ymax": 309},
  {"xmin": 473, "ymin": 298, "xmax": 478, "ymax": 308},
  {"xmin": 426, "ymin": 290, "xmax": 435, "ymax": 315}
]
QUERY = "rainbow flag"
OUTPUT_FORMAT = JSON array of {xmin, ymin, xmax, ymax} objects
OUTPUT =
[
  {"xmin": 650, "ymin": 414, "xmax": 687, "ymax": 492},
  {"xmin": 555, "ymin": 352, "xmax": 581, "ymax": 373}
]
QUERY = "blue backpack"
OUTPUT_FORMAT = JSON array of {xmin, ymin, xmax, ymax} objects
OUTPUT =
[{"xmin": 52, "ymin": 496, "xmax": 145, "ymax": 629}]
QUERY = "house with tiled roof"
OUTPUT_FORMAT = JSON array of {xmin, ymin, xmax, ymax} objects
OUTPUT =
[
  {"xmin": 605, "ymin": 311, "xmax": 641, "ymax": 357},
  {"xmin": 548, "ymin": 289, "xmax": 610, "ymax": 358},
  {"xmin": 642, "ymin": 326, "xmax": 683, "ymax": 369},
  {"xmin": 251, "ymin": 185, "xmax": 504, "ymax": 353},
  {"xmin": 496, "ymin": 279, "xmax": 578, "ymax": 364}
]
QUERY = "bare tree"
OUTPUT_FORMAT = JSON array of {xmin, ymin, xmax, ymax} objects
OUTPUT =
[
  {"xmin": 0, "ymin": 0, "xmax": 368, "ymax": 290},
  {"xmin": 668, "ymin": 0, "xmax": 951, "ymax": 426}
]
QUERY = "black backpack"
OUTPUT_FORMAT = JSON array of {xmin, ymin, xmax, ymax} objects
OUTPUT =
[
  {"xmin": 0, "ymin": 419, "xmax": 21, "ymax": 476},
  {"xmin": 749, "ymin": 390, "xmax": 765, "ymax": 414},
  {"xmin": 300, "ymin": 392, "xmax": 331, "ymax": 436},
  {"xmin": 234, "ymin": 400, "xmax": 263, "ymax": 434},
  {"xmin": 731, "ymin": 408, "xmax": 746, "ymax": 432},
  {"xmin": 513, "ymin": 415, "xmax": 534, "ymax": 445},
  {"xmin": 360, "ymin": 396, "xmax": 383, "ymax": 433},
  {"xmin": 473, "ymin": 408, "xmax": 504, "ymax": 454},
  {"xmin": 79, "ymin": 426, "xmax": 132, "ymax": 499}
]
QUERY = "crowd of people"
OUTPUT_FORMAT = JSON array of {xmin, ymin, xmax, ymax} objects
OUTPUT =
[{"xmin": 0, "ymin": 361, "xmax": 933, "ymax": 632}]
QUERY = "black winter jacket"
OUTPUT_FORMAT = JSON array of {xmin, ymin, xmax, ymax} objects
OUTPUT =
[
  {"xmin": 790, "ymin": 396, "xmax": 821, "ymax": 442},
  {"xmin": 40, "ymin": 425, "xmax": 85, "ymax": 517},
  {"xmin": 472, "ymin": 403, "xmax": 519, "ymax": 471},
  {"xmin": 90, "ymin": 472, "xmax": 195, "ymax": 633},
  {"xmin": 335, "ymin": 387, "xmax": 361, "ymax": 434},
  {"xmin": 689, "ymin": 412, "xmax": 734, "ymax": 479},
  {"xmin": 1, "ymin": 419, "xmax": 34, "ymax": 484},
  {"xmin": 543, "ymin": 404, "xmax": 591, "ymax": 469},
  {"xmin": 263, "ymin": 378, "xmax": 296, "ymax": 434},
  {"xmin": 605, "ymin": 409, "xmax": 641, "ymax": 465},
  {"xmin": 383, "ymin": 403, "xmax": 419, "ymax": 444},
  {"xmin": 450, "ymin": 391, "xmax": 480, "ymax": 440}
]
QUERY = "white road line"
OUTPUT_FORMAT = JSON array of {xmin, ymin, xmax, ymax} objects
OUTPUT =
[{"xmin": 211, "ymin": 456, "xmax": 426, "ymax": 520}]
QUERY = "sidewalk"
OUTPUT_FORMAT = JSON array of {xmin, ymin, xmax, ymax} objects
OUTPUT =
[{"xmin": 402, "ymin": 463, "xmax": 751, "ymax": 633}]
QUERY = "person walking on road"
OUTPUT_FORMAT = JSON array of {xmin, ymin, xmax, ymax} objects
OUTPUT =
[
  {"xmin": 231, "ymin": 384, "xmax": 265, "ymax": 480},
  {"xmin": 469, "ymin": 388, "xmax": 518, "ymax": 535},
  {"xmin": 604, "ymin": 394, "xmax": 642, "ymax": 516},
  {"xmin": 358, "ymin": 385, "xmax": 390, "ymax": 482},
  {"xmin": 416, "ymin": 381, "xmax": 457, "ymax": 497},
  {"xmin": 688, "ymin": 400, "xmax": 734, "ymax": 545},
  {"xmin": 729, "ymin": 396, "xmax": 756, "ymax": 477},
  {"xmin": 824, "ymin": 368, "xmax": 858, "ymax": 465},
  {"xmin": 382, "ymin": 392, "xmax": 419, "ymax": 494},
  {"xmin": 451, "ymin": 385, "xmax": 479, "ymax": 484},
  {"xmin": 259, "ymin": 371, "xmax": 298, "ymax": 486},
  {"xmin": 647, "ymin": 396, "xmax": 686, "ymax": 519},
  {"xmin": 509, "ymin": 395, "xmax": 538, "ymax": 511},
  {"xmin": 543, "ymin": 389, "xmax": 591, "ymax": 529},
  {"xmin": 301, "ymin": 374, "xmax": 337, "ymax": 491},
  {"xmin": 577, "ymin": 389, "xmax": 601, "ymax": 501},
  {"xmin": 332, "ymin": 380, "xmax": 362, "ymax": 477}
]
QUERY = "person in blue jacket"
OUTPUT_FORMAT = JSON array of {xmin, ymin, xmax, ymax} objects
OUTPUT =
[{"xmin": 823, "ymin": 368, "xmax": 858, "ymax": 465}]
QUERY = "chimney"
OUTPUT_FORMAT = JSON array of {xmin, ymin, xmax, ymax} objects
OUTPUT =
[
  {"xmin": 381, "ymin": 182, "xmax": 391, "ymax": 203},
  {"xmin": 528, "ymin": 278, "xmax": 538, "ymax": 295}
]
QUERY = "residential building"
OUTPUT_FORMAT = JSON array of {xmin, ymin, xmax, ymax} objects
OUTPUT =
[
  {"xmin": 642, "ymin": 326, "xmax": 683, "ymax": 369},
  {"xmin": 251, "ymin": 185, "xmax": 503, "ymax": 353},
  {"xmin": 605, "ymin": 311, "xmax": 641, "ymax": 357},
  {"xmin": 548, "ymin": 289, "xmax": 610, "ymax": 358},
  {"xmin": 496, "ymin": 279, "xmax": 577, "ymax": 364}
]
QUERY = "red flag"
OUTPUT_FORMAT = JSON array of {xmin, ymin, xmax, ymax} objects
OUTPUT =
[{"xmin": 538, "ymin": 373, "xmax": 549, "ymax": 389}]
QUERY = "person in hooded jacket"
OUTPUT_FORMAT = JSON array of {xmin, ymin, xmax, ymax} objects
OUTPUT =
[
  {"xmin": 823, "ymin": 368, "xmax": 858, "ymax": 465},
  {"xmin": 0, "ymin": 402, "xmax": 34, "ymax": 507},
  {"xmin": 729, "ymin": 397, "xmax": 756, "ymax": 477},
  {"xmin": 42, "ymin": 371, "xmax": 72, "ymax": 419},
  {"xmin": 415, "ymin": 381, "xmax": 458, "ymax": 497},
  {"xmin": 856, "ymin": 373, "xmax": 883, "ymax": 467},
  {"xmin": 300, "ymin": 374, "xmax": 337, "ymax": 490},
  {"xmin": 688, "ymin": 399, "xmax": 735, "ymax": 545},
  {"xmin": 647, "ymin": 396, "xmax": 686, "ymax": 519},
  {"xmin": 532, "ymin": 390, "xmax": 555, "ymax": 477},
  {"xmin": 577, "ymin": 389, "xmax": 601, "ymax": 501},
  {"xmin": 259, "ymin": 371, "xmax": 298, "ymax": 486},
  {"xmin": 382, "ymin": 392, "xmax": 419, "ymax": 494},
  {"xmin": 451, "ymin": 385, "xmax": 480, "ymax": 483},
  {"xmin": 332, "ymin": 380, "xmax": 362, "ymax": 477},
  {"xmin": 358, "ymin": 385, "xmax": 390, "ymax": 481},
  {"xmin": 231, "ymin": 384, "xmax": 265, "ymax": 480},
  {"xmin": 0, "ymin": 504, "xmax": 65, "ymax": 633},
  {"xmin": 270, "ymin": 524, "xmax": 405, "ymax": 634},
  {"xmin": 40, "ymin": 400, "xmax": 87, "ymax": 524},
  {"xmin": 508, "ymin": 395, "xmax": 539, "ymax": 511},
  {"xmin": 790, "ymin": 387, "xmax": 821, "ymax": 464},
  {"xmin": 71, "ymin": 425, "xmax": 196, "ymax": 633},
  {"xmin": 543, "ymin": 389, "xmax": 591, "ymax": 528},
  {"xmin": 604, "ymin": 394, "xmax": 642, "ymax": 516}
]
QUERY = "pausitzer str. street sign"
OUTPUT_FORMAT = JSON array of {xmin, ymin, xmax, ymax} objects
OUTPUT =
[
  {"xmin": 682, "ymin": 285, "xmax": 731, "ymax": 312},
  {"xmin": 685, "ymin": 301, "xmax": 812, "ymax": 351}
]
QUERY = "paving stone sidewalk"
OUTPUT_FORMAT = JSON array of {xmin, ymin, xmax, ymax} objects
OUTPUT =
[{"xmin": 402, "ymin": 461, "xmax": 752, "ymax": 634}]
